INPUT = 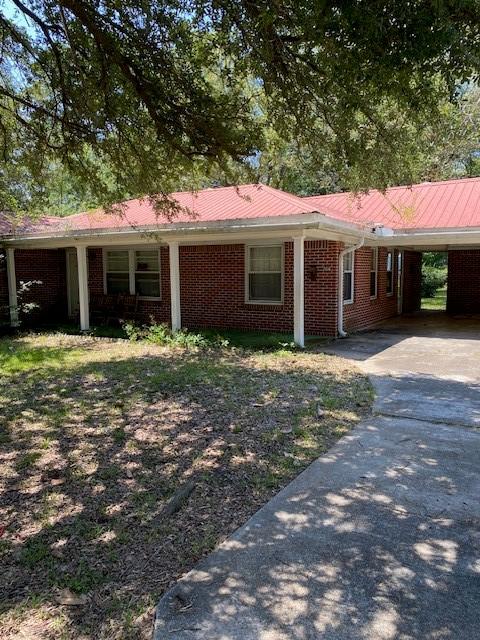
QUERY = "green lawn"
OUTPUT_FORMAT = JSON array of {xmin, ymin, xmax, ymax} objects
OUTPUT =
[
  {"xmin": 421, "ymin": 286, "xmax": 447, "ymax": 310},
  {"xmin": 0, "ymin": 333, "xmax": 372, "ymax": 640}
]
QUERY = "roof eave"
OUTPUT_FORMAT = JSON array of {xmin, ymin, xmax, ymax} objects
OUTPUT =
[{"xmin": 0, "ymin": 210, "xmax": 371, "ymax": 244}]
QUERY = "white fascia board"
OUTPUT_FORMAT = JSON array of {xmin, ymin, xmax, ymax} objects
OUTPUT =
[
  {"xmin": 0, "ymin": 212, "xmax": 372, "ymax": 249},
  {"xmin": 373, "ymin": 228, "xmax": 480, "ymax": 247},
  {"xmin": 1, "ymin": 211, "xmax": 325, "ymax": 242}
]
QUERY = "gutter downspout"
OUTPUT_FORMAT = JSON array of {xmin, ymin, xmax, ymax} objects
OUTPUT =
[{"xmin": 337, "ymin": 237, "xmax": 365, "ymax": 338}]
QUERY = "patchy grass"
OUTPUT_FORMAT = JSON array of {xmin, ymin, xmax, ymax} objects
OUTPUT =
[
  {"xmin": 199, "ymin": 327, "xmax": 295, "ymax": 350},
  {"xmin": 422, "ymin": 286, "xmax": 447, "ymax": 311},
  {"xmin": 40, "ymin": 323, "xmax": 329, "ymax": 351},
  {"xmin": 0, "ymin": 333, "xmax": 372, "ymax": 639}
]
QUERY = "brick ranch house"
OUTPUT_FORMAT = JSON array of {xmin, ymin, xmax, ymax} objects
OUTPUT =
[{"xmin": 0, "ymin": 178, "xmax": 479, "ymax": 346}]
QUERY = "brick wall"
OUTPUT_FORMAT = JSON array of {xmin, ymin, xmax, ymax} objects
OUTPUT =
[
  {"xmin": 344, "ymin": 246, "xmax": 399, "ymax": 332},
  {"xmin": 88, "ymin": 242, "xmax": 340, "ymax": 335},
  {"xmin": 0, "ymin": 250, "xmax": 8, "ymax": 323},
  {"xmin": 15, "ymin": 248, "xmax": 68, "ymax": 324},
  {"xmin": 447, "ymin": 249, "xmax": 480, "ymax": 314},
  {"xmin": 179, "ymin": 243, "xmax": 294, "ymax": 332},
  {"xmin": 304, "ymin": 241, "xmax": 339, "ymax": 336},
  {"xmin": 178, "ymin": 241, "xmax": 342, "ymax": 335},
  {"xmin": 2, "ymin": 241, "xmax": 425, "ymax": 336},
  {"xmin": 402, "ymin": 250, "xmax": 422, "ymax": 314}
]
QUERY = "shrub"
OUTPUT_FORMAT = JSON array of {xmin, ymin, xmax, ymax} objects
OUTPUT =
[
  {"xmin": 145, "ymin": 322, "xmax": 172, "ymax": 345},
  {"xmin": 122, "ymin": 321, "xmax": 229, "ymax": 349},
  {"xmin": 122, "ymin": 321, "xmax": 146, "ymax": 342},
  {"xmin": 421, "ymin": 266, "xmax": 447, "ymax": 298}
]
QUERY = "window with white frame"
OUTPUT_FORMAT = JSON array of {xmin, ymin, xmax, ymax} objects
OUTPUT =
[
  {"xmin": 386, "ymin": 250, "xmax": 394, "ymax": 295},
  {"xmin": 370, "ymin": 247, "xmax": 378, "ymax": 298},
  {"xmin": 135, "ymin": 249, "xmax": 161, "ymax": 297},
  {"xmin": 105, "ymin": 250, "xmax": 130, "ymax": 294},
  {"xmin": 343, "ymin": 251, "xmax": 354, "ymax": 303},
  {"xmin": 246, "ymin": 245, "xmax": 283, "ymax": 303},
  {"xmin": 105, "ymin": 248, "xmax": 161, "ymax": 298}
]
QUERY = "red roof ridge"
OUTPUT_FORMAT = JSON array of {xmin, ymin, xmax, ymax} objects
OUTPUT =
[
  {"xmin": 171, "ymin": 183, "xmax": 260, "ymax": 194},
  {"xmin": 258, "ymin": 183, "xmax": 318, "ymax": 212}
]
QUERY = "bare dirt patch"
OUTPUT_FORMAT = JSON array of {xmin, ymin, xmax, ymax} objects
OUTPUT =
[{"xmin": 0, "ymin": 333, "xmax": 372, "ymax": 639}]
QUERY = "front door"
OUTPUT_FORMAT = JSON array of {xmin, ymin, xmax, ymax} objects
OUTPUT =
[
  {"xmin": 66, "ymin": 249, "xmax": 80, "ymax": 317},
  {"xmin": 397, "ymin": 250, "xmax": 404, "ymax": 314}
]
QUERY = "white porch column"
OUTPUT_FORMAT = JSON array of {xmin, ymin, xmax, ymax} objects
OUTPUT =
[
  {"xmin": 76, "ymin": 245, "xmax": 90, "ymax": 331},
  {"xmin": 168, "ymin": 241, "xmax": 181, "ymax": 331},
  {"xmin": 6, "ymin": 248, "xmax": 19, "ymax": 327},
  {"xmin": 293, "ymin": 235, "xmax": 305, "ymax": 348}
]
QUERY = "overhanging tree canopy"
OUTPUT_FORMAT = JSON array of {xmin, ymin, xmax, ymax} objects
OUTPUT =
[{"xmin": 1, "ymin": 0, "xmax": 480, "ymax": 214}]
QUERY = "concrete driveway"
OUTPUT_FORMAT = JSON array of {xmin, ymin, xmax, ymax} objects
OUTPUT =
[
  {"xmin": 154, "ymin": 316, "xmax": 480, "ymax": 639},
  {"xmin": 328, "ymin": 314, "xmax": 480, "ymax": 428}
]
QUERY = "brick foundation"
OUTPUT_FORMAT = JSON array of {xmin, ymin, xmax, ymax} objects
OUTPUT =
[{"xmin": 447, "ymin": 249, "xmax": 480, "ymax": 314}]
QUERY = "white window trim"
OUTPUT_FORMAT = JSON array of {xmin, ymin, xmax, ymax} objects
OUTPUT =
[
  {"xmin": 103, "ymin": 246, "xmax": 162, "ymax": 300},
  {"xmin": 343, "ymin": 251, "xmax": 354, "ymax": 305},
  {"xmin": 370, "ymin": 247, "xmax": 378, "ymax": 300},
  {"xmin": 245, "ymin": 243, "xmax": 284, "ymax": 305},
  {"xmin": 386, "ymin": 248, "xmax": 394, "ymax": 297}
]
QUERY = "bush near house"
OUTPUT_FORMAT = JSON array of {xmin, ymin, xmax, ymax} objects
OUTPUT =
[{"xmin": 421, "ymin": 265, "xmax": 447, "ymax": 298}]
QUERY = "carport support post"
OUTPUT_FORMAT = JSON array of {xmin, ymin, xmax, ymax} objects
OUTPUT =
[
  {"xmin": 293, "ymin": 235, "xmax": 305, "ymax": 348},
  {"xmin": 169, "ymin": 241, "xmax": 181, "ymax": 332},
  {"xmin": 6, "ymin": 248, "xmax": 19, "ymax": 327},
  {"xmin": 76, "ymin": 245, "xmax": 90, "ymax": 331}
]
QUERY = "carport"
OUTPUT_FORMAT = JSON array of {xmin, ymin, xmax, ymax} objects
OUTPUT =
[
  {"xmin": 374, "ymin": 232, "xmax": 480, "ymax": 317},
  {"xmin": 307, "ymin": 177, "xmax": 480, "ymax": 321}
]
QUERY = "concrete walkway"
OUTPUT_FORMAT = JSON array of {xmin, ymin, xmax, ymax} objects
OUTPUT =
[{"xmin": 154, "ymin": 316, "xmax": 480, "ymax": 639}]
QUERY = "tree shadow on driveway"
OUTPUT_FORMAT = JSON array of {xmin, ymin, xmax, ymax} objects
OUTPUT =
[{"xmin": 154, "ymin": 412, "xmax": 480, "ymax": 639}]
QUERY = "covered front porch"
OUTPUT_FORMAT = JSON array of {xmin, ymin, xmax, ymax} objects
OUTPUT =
[
  {"xmin": 3, "ymin": 211, "xmax": 371, "ymax": 345},
  {"xmin": 4, "ymin": 238, "xmax": 310, "ymax": 344}
]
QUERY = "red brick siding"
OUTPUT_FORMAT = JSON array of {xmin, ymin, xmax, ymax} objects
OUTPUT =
[
  {"xmin": 4, "ymin": 242, "xmax": 425, "ymax": 336},
  {"xmin": 447, "ymin": 249, "xmax": 480, "ymax": 314},
  {"xmin": 0, "ymin": 250, "xmax": 8, "ymax": 323},
  {"xmin": 179, "ymin": 243, "xmax": 294, "ymax": 332},
  {"xmin": 304, "ymin": 241, "xmax": 339, "ymax": 336},
  {"xmin": 402, "ymin": 251, "xmax": 422, "ymax": 313},
  {"xmin": 89, "ymin": 241, "xmax": 341, "ymax": 335},
  {"xmin": 15, "ymin": 249, "xmax": 68, "ymax": 324},
  {"xmin": 87, "ymin": 248, "xmax": 104, "ymax": 296},
  {"xmin": 344, "ymin": 247, "xmax": 399, "ymax": 332},
  {"xmin": 176, "ymin": 240, "xmax": 340, "ymax": 335}
]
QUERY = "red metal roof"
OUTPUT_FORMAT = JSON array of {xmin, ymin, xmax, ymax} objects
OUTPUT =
[
  {"xmin": 304, "ymin": 177, "xmax": 480, "ymax": 230},
  {"xmin": 3, "ymin": 178, "xmax": 480, "ymax": 238},
  {"xmin": 0, "ymin": 215, "xmax": 61, "ymax": 236},
  {"xmin": 4, "ymin": 184, "xmax": 317, "ymax": 236}
]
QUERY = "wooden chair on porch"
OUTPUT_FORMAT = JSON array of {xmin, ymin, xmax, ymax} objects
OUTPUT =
[
  {"xmin": 90, "ymin": 293, "xmax": 116, "ymax": 325},
  {"xmin": 116, "ymin": 293, "xmax": 139, "ymax": 323}
]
